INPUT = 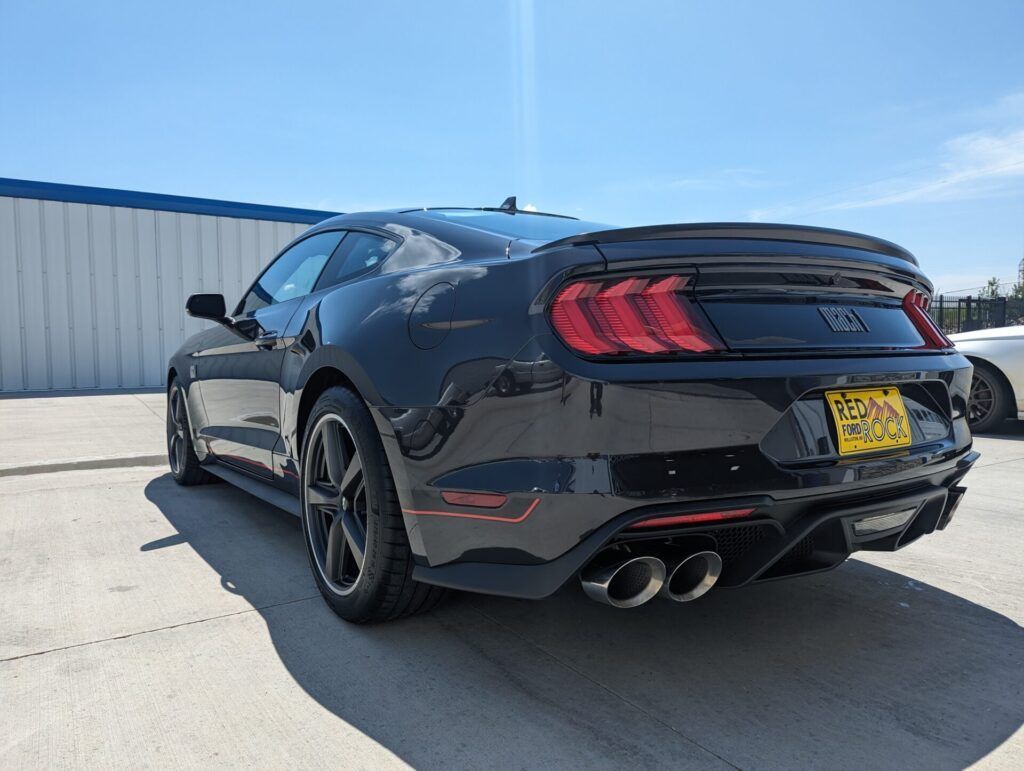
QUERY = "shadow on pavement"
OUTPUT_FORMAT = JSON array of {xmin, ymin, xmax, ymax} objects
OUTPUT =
[
  {"xmin": 144, "ymin": 473, "xmax": 1023, "ymax": 769},
  {"xmin": 974, "ymin": 419, "xmax": 1024, "ymax": 440}
]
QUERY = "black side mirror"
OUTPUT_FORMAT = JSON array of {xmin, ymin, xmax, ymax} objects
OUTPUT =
[{"xmin": 185, "ymin": 293, "xmax": 227, "ymax": 322}]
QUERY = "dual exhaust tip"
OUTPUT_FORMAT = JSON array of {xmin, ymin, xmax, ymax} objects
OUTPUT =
[{"xmin": 580, "ymin": 550, "xmax": 723, "ymax": 608}]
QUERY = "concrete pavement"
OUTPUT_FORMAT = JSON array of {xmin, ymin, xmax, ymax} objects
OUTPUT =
[
  {"xmin": 1, "ymin": 397, "xmax": 1022, "ymax": 768},
  {"xmin": 0, "ymin": 390, "xmax": 166, "ymax": 476}
]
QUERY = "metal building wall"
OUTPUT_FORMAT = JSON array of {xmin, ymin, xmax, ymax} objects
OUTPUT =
[{"xmin": 0, "ymin": 193, "xmax": 318, "ymax": 392}]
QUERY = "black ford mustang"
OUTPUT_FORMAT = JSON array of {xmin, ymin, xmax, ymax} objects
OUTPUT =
[{"xmin": 167, "ymin": 199, "xmax": 978, "ymax": 623}]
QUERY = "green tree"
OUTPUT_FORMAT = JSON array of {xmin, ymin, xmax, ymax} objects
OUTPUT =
[{"xmin": 979, "ymin": 276, "xmax": 1003, "ymax": 299}]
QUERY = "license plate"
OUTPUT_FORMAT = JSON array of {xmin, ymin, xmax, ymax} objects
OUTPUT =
[{"xmin": 825, "ymin": 387, "xmax": 912, "ymax": 456}]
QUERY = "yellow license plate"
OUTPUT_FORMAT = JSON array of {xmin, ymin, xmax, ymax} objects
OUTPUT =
[{"xmin": 825, "ymin": 387, "xmax": 912, "ymax": 456}]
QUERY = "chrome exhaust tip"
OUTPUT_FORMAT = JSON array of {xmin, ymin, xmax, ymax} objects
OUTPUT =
[
  {"xmin": 659, "ymin": 551, "xmax": 722, "ymax": 602},
  {"xmin": 580, "ymin": 554, "xmax": 666, "ymax": 608}
]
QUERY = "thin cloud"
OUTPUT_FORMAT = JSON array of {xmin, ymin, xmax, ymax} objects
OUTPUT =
[
  {"xmin": 825, "ymin": 129, "xmax": 1024, "ymax": 211},
  {"xmin": 749, "ymin": 93, "xmax": 1024, "ymax": 220}
]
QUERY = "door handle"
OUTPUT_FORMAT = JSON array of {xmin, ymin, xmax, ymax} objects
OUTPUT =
[{"xmin": 254, "ymin": 330, "xmax": 280, "ymax": 349}]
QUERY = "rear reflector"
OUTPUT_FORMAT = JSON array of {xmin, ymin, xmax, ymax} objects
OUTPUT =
[
  {"xmin": 628, "ymin": 508, "xmax": 755, "ymax": 530},
  {"xmin": 550, "ymin": 274, "xmax": 724, "ymax": 356},
  {"xmin": 440, "ymin": 491, "xmax": 508, "ymax": 509},
  {"xmin": 903, "ymin": 290, "xmax": 953, "ymax": 349},
  {"xmin": 852, "ymin": 507, "xmax": 917, "ymax": 536}
]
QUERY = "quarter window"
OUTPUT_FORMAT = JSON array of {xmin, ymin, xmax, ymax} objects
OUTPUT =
[
  {"xmin": 316, "ymin": 231, "xmax": 398, "ymax": 290},
  {"xmin": 238, "ymin": 231, "xmax": 344, "ymax": 314}
]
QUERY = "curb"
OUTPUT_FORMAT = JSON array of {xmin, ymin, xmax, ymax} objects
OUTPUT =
[{"xmin": 0, "ymin": 454, "xmax": 167, "ymax": 478}]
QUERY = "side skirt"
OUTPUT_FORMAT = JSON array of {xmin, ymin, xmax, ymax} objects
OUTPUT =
[{"xmin": 205, "ymin": 461, "xmax": 301, "ymax": 517}]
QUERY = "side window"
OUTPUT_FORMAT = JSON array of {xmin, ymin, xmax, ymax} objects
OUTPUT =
[
  {"xmin": 315, "ymin": 231, "xmax": 398, "ymax": 290},
  {"xmin": 238, "ymin": 231, "xmax": 344, "ymax": 315}
]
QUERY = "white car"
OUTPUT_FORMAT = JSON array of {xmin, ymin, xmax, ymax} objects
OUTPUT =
[{"xmin": 948, "ymin": 325, "xmax": 1024, "ymax": 432}]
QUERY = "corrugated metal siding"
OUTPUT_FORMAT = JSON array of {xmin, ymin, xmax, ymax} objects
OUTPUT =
[{"xmin": 0, "ymin": 196, "xmax": 308, "ymax": 391}]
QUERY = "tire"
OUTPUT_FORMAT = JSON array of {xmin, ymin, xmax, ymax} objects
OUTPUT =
[
  {"xmin": 967, "ymin": 360, "xmax": 1011, "ymax": 434},
  {"xmin": 167, "ymin": 378, "xmax": 214, "ymax": 485},
  {"xmin": 300, "ymin": 386, "xmax": 446, "ymax": 623}
]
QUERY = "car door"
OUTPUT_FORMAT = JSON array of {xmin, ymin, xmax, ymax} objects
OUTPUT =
[{"xmin": 195, "ymin": 230, "xmax": 346, "ymax": 477}]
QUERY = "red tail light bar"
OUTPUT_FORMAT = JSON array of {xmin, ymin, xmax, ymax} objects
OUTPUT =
[
  {"xmin": 549, "ymin": 274, "xmax": 724, "ymax": 356},
  {"xmin": 628, "ymin": 508, "xmax": 755, "ymax": 530},
  {"xmin": 903, "ymin": 289, "xmax": 953, "ymax": 349}
]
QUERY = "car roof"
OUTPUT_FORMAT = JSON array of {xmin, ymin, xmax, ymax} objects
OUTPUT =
[{"xmin": 308, "ymin": 207, "xmax": 606, "ymax": 254}]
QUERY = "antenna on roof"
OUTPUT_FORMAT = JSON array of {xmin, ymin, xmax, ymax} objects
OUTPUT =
[{"xmin": 499, "ymin": 196, "xmax": 517, "ymax": 211}]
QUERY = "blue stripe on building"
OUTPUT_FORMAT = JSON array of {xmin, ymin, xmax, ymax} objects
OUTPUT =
[{"xmin": 0, "ymin": 178, "xmax": 341, "ymax": 224}]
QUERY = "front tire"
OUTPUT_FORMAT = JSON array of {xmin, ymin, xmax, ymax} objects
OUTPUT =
[
  {"xmin": 300, "ymin": 386, "xmax": 446, "ymax": 623},
  {"xmin": 967, "ymin": 360, "xmax": 1011, "ymax": 434},
  {"xmin": 167, "ymin": 379, "xmax": 213, "ymax": 486}
]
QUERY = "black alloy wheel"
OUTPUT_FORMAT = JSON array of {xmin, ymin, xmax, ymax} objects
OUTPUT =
[
  {"xmin": 166, "ymin": 379, "xmax": 212, "ymax": 485},
  {"xmin": 168, "ymin": 385, "xmax": 188, "ymax": 476},
  {"xmin": 303, "ymin": 413, "xmax": 369, "ymax": 596},
  {"xmin": 299, "ymin": 386, "xmax": 446, "ymax": 622}
]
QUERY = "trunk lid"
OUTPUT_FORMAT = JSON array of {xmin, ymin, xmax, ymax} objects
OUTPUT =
[
  {"xmin": 691, "ymin": 262, "xmax": 925, "ymax": 352},
  {"xmin": 585, "ymin": 229, "xmax": 934, "ymax": 354}
]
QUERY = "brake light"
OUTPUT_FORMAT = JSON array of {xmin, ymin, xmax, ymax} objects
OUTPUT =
[
  {"xmin": 628, "ymin": 508, "xmax": 755, "ymax": 530},
  {"xmin": 549, "ymin": 274, "xmax": 724, "ymax": 355},
  {"xmin": 902, "ymin": 290, "xmax": 953, "ymax": 349}
]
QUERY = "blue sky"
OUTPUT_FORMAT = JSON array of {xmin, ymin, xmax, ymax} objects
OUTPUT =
[{"xmin": 2, "ymin": 0, "xmax": 1022, "ymax": 293}]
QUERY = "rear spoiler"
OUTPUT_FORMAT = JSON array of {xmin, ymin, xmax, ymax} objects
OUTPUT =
[{"xmin": 533, "ymin": 222, "xmax": 918, "ymax": 265}]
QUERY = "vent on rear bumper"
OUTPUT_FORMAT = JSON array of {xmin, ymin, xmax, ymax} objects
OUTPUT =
[{"xmin": 708, "ymin": 524, "xmax": 771, "ymax": 563}]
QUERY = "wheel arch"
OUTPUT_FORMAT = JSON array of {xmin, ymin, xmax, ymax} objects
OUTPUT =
[
  {"xmin": 295, "ymin": 365, "xmax": 363, "ymax": 457},
  {"xmin": 288, "ymin": 336, "xmax": 392, "ymax": 458}
]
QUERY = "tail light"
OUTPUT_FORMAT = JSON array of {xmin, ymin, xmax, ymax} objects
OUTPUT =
[
  {"xmin": 903, "ymin": 290, "xmax": 953, "ymax": 349},
  {"xmin": 628, "ymin": 508, "xmax": 755, "ymax": 530},
  {"xmin": 549, "ymin": 274, "xmax": 724, "ymax": 356}
]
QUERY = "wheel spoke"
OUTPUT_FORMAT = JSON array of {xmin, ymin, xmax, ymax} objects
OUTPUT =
[
  {"xmin": 173, "ymin": 390, "xmax": 185, "ymax": 425},
  {"xmin": 324, "ymin": 515, "xmax": 346, "ymax": 582},
  {"xmin": 175, "ymin": 435, "xmax": 186, "ymax": 470},
  {"xmin": 339, "ymin": 451, "xmax": 362, "ymax": 499},
  {"xmin": 306, "ymin": 482, "xmax": 339, "ymax": 508},
  {"xmin": 339, "ymin": 507, "xmax": 366, "ymax": 569},
  {"xmin": 321, "ymin": 421, "xmax": 347, "ymax": 488},
  {"xmin": 305, "ymin": 415, "xmax": 371, "ymax": 593},
  {"xmin": 970, "ymin": 374, "xmax": 994, "ymax": 421}
]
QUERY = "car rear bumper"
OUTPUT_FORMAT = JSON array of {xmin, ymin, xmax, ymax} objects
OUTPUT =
[
  {"xmin": 373, "ymin": 340, "xmax": 976, "ymax": 597},
  {"xmin": 410, "ymin": 453, "xmax": 976, "ymax": 598}
]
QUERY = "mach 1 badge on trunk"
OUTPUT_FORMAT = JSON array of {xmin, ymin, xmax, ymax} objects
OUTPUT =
[
  {"xmin": 826, "ymin": 388, "xmax": 911, "ymax": 455},
  {"xmin": 819, "ymin": 305, "xmax": 869, "ymax": 333}
]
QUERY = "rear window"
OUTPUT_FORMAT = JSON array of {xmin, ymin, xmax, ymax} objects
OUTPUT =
[{"xmin": 412, "ymin": 209, "xmax": 613, "ymax": 241}]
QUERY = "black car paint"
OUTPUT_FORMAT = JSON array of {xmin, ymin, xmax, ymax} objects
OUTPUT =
[{"xmin": 169, "ymin": 211, "xmax": 977, "ymax": 598}]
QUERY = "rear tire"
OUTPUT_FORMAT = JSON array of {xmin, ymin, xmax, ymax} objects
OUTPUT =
[
  {"xmin": 300, "ymin": 386, "xmax": 446, "ymax": 624},
  {"xmin": 167, "ymin": 379, "xmax": 214, "ymax": 486},
  {"xmin": 967, "ymin": 360, "xmax": 1011, "ymax": 434}
]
